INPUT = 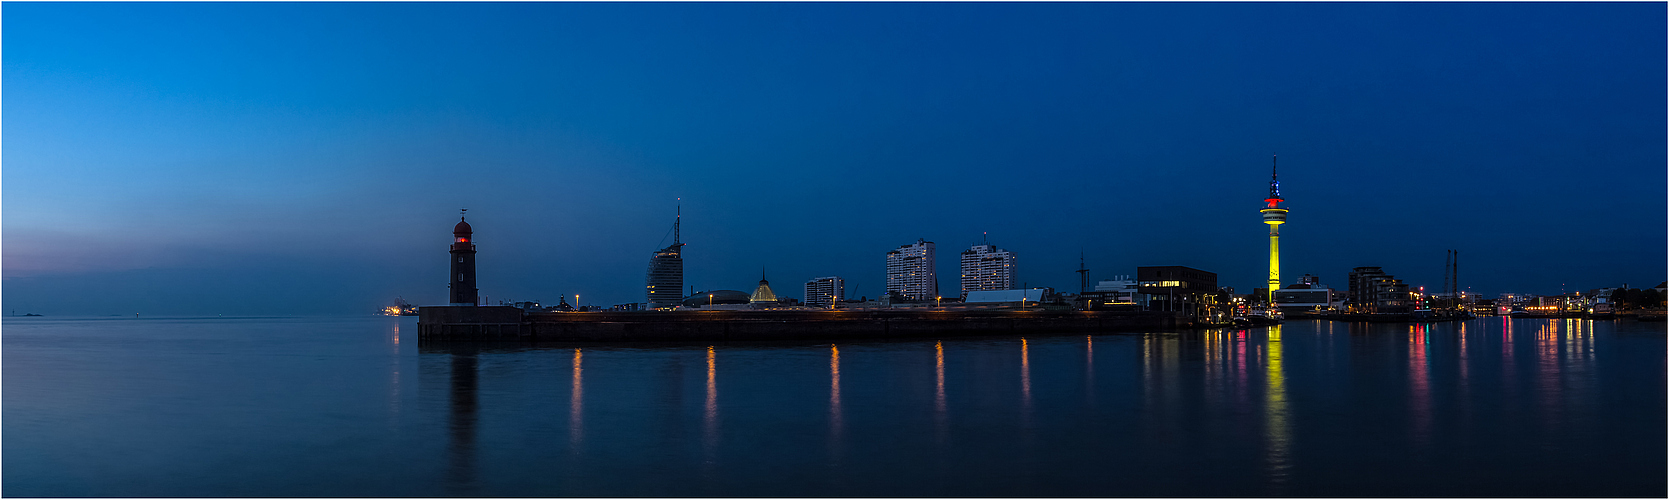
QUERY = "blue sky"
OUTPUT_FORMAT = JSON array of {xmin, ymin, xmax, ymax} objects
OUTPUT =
[{"xmin": 4, "ymin": 2, "xmax": 1664, "ymax": 315}]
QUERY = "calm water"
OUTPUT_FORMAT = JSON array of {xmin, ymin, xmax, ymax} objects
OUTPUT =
[{"xmin": 3, "ymin": 316, "xmax": 1663, "ymax": 497}]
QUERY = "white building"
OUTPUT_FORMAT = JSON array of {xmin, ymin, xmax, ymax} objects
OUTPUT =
[
  {"xmin": 1094, "ymin": 275, "xmax": 1139, "ymax": 304},
  {"xmin": 886, "ymin": 239, "xmax": 937, "ymax": 301},
  {"xmin": 804, "ymin": 276, "xmax": 845, "ymax": 308},
  {"xmin": 1273, "ymin": 274, "xmax": 1342, "ymax": 311},
  {"xmin": 960, "ymin": 243, "xmax": 1016, "ymax": 297}
]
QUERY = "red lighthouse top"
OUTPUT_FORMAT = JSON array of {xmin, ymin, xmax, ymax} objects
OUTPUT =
[{"xmin": 452, "ymin": 209, "xmax": 474, "ymax": 250}]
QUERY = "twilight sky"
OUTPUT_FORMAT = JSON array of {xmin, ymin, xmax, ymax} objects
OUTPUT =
[{"xmin": 4, "ymin": 2, "xmax": 1664, "ymax": 315}]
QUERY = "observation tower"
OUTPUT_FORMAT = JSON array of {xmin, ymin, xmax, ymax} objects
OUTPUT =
[{"xmin": 1260, "ymin": 155, "xmax": 1287, "ymax": 304}]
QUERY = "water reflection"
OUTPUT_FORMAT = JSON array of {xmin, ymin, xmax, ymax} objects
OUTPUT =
[
  {"xmin": 1236, "ymin": 330, "xmax": 1248, "ymax": 410},
  {"xmin": 448, "ymin": 346, "xmax": 478, "ymax": 494},
  {"xmin": 1458, "ymin": 321, "xmax": 1469, "ymax": 383},
  {"xmin": 401, "ymin": 319, "xmax": 1642, "ymax": 496},
  {"xmin": 830, "ymin": 344, "xmax": 843, "ymax": 440},
  {"xmin": 1508, "ymin": 318, "xmax": 1522, "ymax": 393},
  {"xmin": 1536, "ymin": 321, "xmax": 1561, "ymax": 430},
  {"xmin": 389, "ymin": 321, "xmax": 401, "ymax": 427},
  {"xmin": 1084, "ymin": 336, "xmax": 1094, "ymax": 407},
  {"xmin": 1409, "ymin": 324, "xmax": 1430, "ymax": 444},
  {"xmin": 705, "ymin": 346, "xmax": 719, "ymax": 462},
  {"xmin": 1264, "ymin": 325, "xmax": 1290, "ymax": 490},
  {"xmin": 1020, "ymin": 338, "xmax": 1031, "ymax": 411},
  {"xmin": 935, "ymin": 341, "xmax": 947, "ymax": 442},
  {"xmin": 570, "ymin": 348, "xmax": 583, "ymax": 449}
]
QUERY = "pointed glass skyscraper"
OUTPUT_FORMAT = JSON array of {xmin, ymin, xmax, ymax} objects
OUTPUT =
[{"xmin": 646, "ymin": 206, "xmax": 685, "ymax": 310}]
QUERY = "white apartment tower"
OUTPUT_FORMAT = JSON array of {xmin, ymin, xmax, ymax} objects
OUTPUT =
[
  {"xmin": 804, "ymin": 276, "xmax": 845, "ymax": 308},
  {"xmin": 886, "ymin": 239, "xmax": 937, "ymax": 301},
  {"xmin": 960, "ymin": 243, "xmax": 1016, "ymax": 297}
]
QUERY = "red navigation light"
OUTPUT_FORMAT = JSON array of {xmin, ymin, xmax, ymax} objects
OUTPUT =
[{"xmin": 457, "ymin": 237, "xmax": 468, "ymax": 243}]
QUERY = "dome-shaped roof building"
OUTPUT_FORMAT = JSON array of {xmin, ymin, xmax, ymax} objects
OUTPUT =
[{"xmin": 682, "ymin": 290, "xmax": 750, "ymax": 308}]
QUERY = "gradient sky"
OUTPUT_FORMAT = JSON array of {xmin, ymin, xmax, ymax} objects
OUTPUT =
[{"xmin": 4, "ymin": 2, "xmax": 1664, "ymax": 315}]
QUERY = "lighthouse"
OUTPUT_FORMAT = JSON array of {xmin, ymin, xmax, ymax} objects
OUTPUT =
[
  {"xmin": 1260, "ymin": 156, "xmax": 1288, "ymax": 304},
  {"xmin": 449, "ymin": 210, "xmax": 478, "ymax": 306}
]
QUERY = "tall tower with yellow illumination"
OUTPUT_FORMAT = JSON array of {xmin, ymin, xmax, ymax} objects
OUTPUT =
[{"xmin": 1260, "ymin": 155, "xmax": 1288, "ymax": 304}]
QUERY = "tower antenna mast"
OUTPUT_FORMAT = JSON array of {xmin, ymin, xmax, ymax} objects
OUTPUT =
[
  {"xmin": 674, "ymin": 199, "xmax": 681, "ymax": 245},
  {"xmin": 1260, "ymin": 154, "xmax": 1289, "ymax": 305}
]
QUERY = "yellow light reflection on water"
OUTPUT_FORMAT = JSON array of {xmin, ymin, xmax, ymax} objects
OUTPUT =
[
  {"xmin": 934, "ymin": 341, "xmax": 945, "ymax": 413},
  {"xmin": 571, "ymin": 348, "xmax": 583, "ymax": 446},
  {"xmin": 1265, "ymin": 324, "xmax": 1289, "ymax": 487},
  {"xmin": 706, "ymin": 346, "xmax": 718, "ymax": 437},
  {"xmin": 830, "ymin": 344, "xmax": 842, "ymax": 419},
  {"xmin": 1020, "ymin": 338, "xmax": 1031, "ymax": 405}
]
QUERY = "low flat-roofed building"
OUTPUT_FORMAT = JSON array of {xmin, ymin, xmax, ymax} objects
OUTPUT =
[
  {"xmin": 964, "ymin": 288, "xmax": 1052, "ymax": 305},
  {"xmin": 1136, "ymin": 266, "xmax": 1219, "ymax": 318},
  {"xmin": 1275, "ymin": 275, "xmax": 1342, "ymax": 311}
]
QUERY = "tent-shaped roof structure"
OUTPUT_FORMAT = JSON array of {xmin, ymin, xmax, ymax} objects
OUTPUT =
[{"xmin": 751, "ymin": 275, "xmax": 778, "ymax": 303}]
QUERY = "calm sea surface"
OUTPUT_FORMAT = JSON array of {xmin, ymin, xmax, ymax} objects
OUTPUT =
[{"xmin": 3, "ymin": 316, "xmax": 1663, "ymax": 497}]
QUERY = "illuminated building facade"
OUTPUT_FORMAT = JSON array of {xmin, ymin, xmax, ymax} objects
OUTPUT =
[
  {"xmin": 646, "ymin": 207, "xmax": 684, "ymax": 310},
  {"xmin": 750, "ymin": 275, "xmax": 779, "ymax": 304},
  {"xmin": 449, "ymin": 213, "xmax": 478, "ymax": 306},
  {"xmin": 1136, "ymin": 266, "xmax": 1218, "ymax": 317},
  {"xmin": 1273, "ymin": 274, "xmax": 1342, "ymax": 311},
  {"xmin": 804, "ymin": 276, "xmax": 845, "ymax": 308},
  {"xmin": 1260, "ymin": 155, "xmax": 1288, "ymax": 303},
  {"xmin": 1094, "ymin": 275, "xmax": 1139, "ymax": 304},
  {"xmin": 886, "ymin": 239, "xmax": 937, "ymax": 301},
  {"xmin": 959, "ymin": 243, "xmax": 1016, "ymax": 298}
]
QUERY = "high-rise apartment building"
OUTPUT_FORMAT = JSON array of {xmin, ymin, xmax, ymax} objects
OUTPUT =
[
  {"xmin": 804, "ymin": 276, "xmax": 845, "ymax": 307},
  {"xmin": 886, "ymin": 239, "xmax": 937, "ymax": 301},
  {"xmin": 960, "ymin": 243, "xmax": 1016, "ymax": 297}
]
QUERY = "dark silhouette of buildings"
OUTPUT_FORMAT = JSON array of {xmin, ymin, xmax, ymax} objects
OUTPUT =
[
  {"xmin": 1347, "ymin": 266, "xmax": 1410, "ymax": 314},
  {"xmin": 449, "ymin": 213, "xmax": 478, "ymax": 306}
]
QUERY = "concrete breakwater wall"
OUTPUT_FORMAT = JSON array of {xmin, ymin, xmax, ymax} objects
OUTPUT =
[{"xmin": 417, "ymin": 306, "xmax": 1187, "ymax": 341}]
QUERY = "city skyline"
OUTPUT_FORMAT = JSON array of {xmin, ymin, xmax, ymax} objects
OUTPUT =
[{"xmin": 3, "ymin": 2, "xmax": 1664, "ymax": 314}]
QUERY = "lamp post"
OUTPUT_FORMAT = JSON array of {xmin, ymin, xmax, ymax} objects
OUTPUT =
[{"xmin": 709, "ymin": 293, "xmax": 714, "ymax": 308}]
